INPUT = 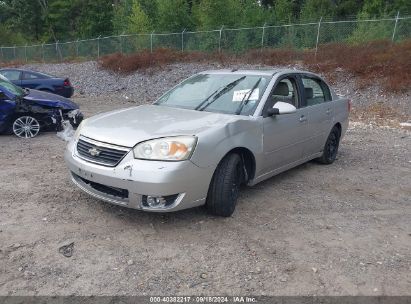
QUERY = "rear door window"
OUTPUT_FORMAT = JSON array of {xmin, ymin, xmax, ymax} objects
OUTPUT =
[
  {"xmin": 301, "ymin": 77, "xmax": 331, "ymax": 107},
  {"xmin": 23, "ymin": 72, "xmax": 46, "ymax": 80}
]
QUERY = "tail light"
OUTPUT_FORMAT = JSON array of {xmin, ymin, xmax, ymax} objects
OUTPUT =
[
  {"xmin": 63, "ymin": 78, "xmax": 71, "ymax": 87},
  {"xmin": 348, "ymin": 99, "xmax": 352, "ymax": 112}
]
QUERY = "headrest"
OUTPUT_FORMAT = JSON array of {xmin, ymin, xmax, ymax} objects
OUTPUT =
[
  {"xmin": 273, "ymin": 82, "xmax": 289, "ymax": 96},
  {"xmin": 305, "ymin": 88, "xmax": 313, "ymax": 99}
]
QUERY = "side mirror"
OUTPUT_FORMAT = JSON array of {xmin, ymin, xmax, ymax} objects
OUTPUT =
[{"xmin": 267, "ymin": 101, "xmax": 297, "ymax": 116}]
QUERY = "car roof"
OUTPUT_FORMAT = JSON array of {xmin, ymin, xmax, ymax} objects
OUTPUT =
[
  {"xmin": 0, "ymin": 68, "xmax": 53, "ymax": 77},
  {"xmin": 200, "ymin": 68, "xmax": 320, "ymax": 77},
  {"xmin": 0, "ymin": 68, "xmax": 26, "ymax": 72}
]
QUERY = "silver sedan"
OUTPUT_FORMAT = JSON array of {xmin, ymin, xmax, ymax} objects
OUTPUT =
[{"xmin": 65, "ymin": 69, "xmax": 350, "ymax": 216}]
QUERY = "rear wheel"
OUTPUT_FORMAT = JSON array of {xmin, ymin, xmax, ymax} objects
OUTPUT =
[
  {"xmin": 12, "ymin": 116, "xmax": 40, "ymax": 138},
  {"xmin": 317, "ymin": 126, "xmax": 340, "ymax": 164},
  {"xmin": 206, "ymin": 153, "xmax": 244, "ymax": 217}
]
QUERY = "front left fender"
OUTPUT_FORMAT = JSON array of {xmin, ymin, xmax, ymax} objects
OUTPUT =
[{"xmin": 190, "ymin": 118, "xmax": 263, "ymax": 171}]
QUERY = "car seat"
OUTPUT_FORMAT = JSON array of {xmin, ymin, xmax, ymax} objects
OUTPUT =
[{"xmin": 272, "ymin": 82, "xmax": 294, "ymax": 105}]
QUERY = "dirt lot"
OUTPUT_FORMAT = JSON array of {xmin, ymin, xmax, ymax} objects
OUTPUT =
[{"xmin": 0, "ymin": 96, "xmax": 410, "ymax": 296}]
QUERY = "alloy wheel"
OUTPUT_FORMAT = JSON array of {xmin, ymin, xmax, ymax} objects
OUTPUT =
[{"xmin": 12, "ymin": 116, "xmax": 40, "ymax": 138}]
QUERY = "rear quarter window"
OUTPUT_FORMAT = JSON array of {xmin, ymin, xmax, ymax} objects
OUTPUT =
[{"xmin": 23, "ymin": 72, "xmax": 48, "ymax": 80}]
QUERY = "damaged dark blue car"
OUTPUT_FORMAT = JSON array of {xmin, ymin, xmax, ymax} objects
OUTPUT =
[{"xmin": 0, "ymin": 75, "xmax": 83, "ymax": 138}]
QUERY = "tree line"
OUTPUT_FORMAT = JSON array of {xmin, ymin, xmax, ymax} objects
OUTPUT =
[{"xmin": 0, "ymin": 0, "xmax": 409, "ymax": 46}]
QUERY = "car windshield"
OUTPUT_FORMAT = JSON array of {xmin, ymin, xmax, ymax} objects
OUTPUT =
[
  {"xmin": 0, "ymin": 75, "xmax": 25, "ymax": 97},
  {"xmin": 155, "ymin": 73, "xmax": 270, "ymax": 115}
]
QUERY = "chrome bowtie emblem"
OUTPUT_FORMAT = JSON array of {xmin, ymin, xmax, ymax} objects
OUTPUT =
[{"xmin": 88, "ymin": 147, "xmax": 101, "ymax": 156}]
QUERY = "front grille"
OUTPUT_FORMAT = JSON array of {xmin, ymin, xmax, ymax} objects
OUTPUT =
[
  {"xmin": 76, "ymin": 174, "xmax": 129, "ymax": 199},
  {"xmin": 76, "ymin": 137, "xmax": 130, "ymax": 167}
]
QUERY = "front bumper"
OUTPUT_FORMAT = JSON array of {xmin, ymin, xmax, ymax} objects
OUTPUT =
[
  {"xmin": 64, "ymin": 109, "xmax": 83, "ymax": 128},
  {"xmin": 64, "ymin": 139, "xmax": 215, "ymax": 212}
]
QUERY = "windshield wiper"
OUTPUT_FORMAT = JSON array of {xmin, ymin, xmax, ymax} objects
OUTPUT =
[
  {"xmin": 195, "ymin": 76, "xmax": 246, "ymax": 111},
  {"xmin": 235, "ymin": 77, "xmax": 262, "ymax": 115},
  {"xmin": 193, "ymin": 88, "xmax": 220, "ymax": 110}
]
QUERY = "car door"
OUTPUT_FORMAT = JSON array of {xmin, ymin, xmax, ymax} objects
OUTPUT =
[
  {"xmin": 0, "ymin": 70, "xmax": 22, "ymax": 86},
  {"xmin": 0, "ymin": 88, "xmax": 16, "ymax": 133},
  {"xmin": 297, "ymin": 75, "xmax": 334, "ymax": 157},
  {"xmin": 21, "ymin": 72, "xmax": 43, "ymax": 89},
  {"xmin": 262, "ymin": 75, "xmax": 309, "ymax": 173}
]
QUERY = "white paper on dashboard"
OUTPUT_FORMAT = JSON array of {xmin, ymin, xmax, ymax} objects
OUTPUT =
[{"xmin": 232, "ymin": 88, "xmax": 259, "ymax": 102}]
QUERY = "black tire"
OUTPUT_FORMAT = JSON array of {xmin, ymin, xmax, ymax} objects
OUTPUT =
[
  {"xmin": 317, "ymin": 126, "xmax": 341, "ymax": 164},
  {"xmin": 206, "ymin": 153, "xmax": 244, "ymax": 217}
]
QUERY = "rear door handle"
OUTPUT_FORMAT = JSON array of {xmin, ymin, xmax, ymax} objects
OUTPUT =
[
  {"xmin": 299, "ymin": 115, "xmax": 307, "ymax": 122},
  {"xmin": 326, "ymin": 108, "xmax": 331, "ymax": 115}
]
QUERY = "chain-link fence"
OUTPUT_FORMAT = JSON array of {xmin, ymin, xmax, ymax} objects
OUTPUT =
[{"xmin": 1, "ymin": 15, "xmax": 410, "ymax": 63}]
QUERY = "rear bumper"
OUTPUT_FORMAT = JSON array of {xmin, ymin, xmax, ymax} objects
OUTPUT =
[
  {"xmin": 64, "ymin": 139, "xmax": 215, "ymax": 212},
  {"xmin": 58, "ymin": 87, "xmax": 74, "ymax": 98}
]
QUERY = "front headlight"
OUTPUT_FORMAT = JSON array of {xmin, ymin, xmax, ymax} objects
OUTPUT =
[{"xmin": 133, "ymin": 136, "xmax": 197, "ymax": 161}]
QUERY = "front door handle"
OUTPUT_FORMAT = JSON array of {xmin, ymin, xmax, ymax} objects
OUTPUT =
[
  {"xmin": 326, "ymin": 108, "xmax": 331, "ymax": 115},
  {"xmin": 299, "ymin": 115, "xmax": 307, "ymax": 122}
]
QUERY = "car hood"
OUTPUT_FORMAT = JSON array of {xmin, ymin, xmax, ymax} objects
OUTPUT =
[
  {"xmin": 80, "ymin": 105, "xmax": 242, "ymax": 147},
  {"xmin": 23, "ymin": 89, "xmax": 79, "ymax": 110}
]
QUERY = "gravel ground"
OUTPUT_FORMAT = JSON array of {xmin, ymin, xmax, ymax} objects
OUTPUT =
[
  {"xmin": 21, "ymin": 61, "xmax": 411, "ymax": 119},
  {"xmin": 0, "ymin": 94, "xmax": 410, "ymax": 296}
]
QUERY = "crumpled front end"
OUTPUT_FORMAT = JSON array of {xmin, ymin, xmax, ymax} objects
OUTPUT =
[
  {"xmin": 15, "ymin": 98, "xmax": 83, "ymax": 132},
  {"xmin": 63, "ymin": 108, "xmax": 83, "ymax": 129}
]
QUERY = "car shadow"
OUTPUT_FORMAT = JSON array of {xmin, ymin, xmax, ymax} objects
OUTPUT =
[{"xmin": 93, "ymin": 160, "xmax": 322, "ymax": 226}]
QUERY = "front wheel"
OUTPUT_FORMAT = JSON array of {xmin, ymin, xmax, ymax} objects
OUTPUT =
[
  {"xmin": 12, "ymin": 116, "xmax": 40, "ymax": 138},
  {"xmin": 206, "ymin": 153, "xmax": 244, "ymax": 217},
  {"xmin": 317, "ymin": 126, "xmax": 340, "ymax": 164}
]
